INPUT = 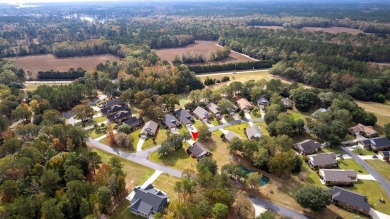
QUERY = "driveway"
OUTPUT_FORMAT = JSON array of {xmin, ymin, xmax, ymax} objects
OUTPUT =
[
  {"xmin": 126, "ymin": 170, "xmax": 163, "ymax": 201},
  {"xmin": 341, "ymin": 146, "xmax": 390, "ymax": 198},
  {"xmin": 370, "ymin": 208, "xmax": 390, "ymax": 219},
  {"xmin": 250, "ymin": 196, "xmax": 316, "ymax": 219},
  {"xmin": 87, "ymin": 138, "xmax": 183, "ymax": 178},
  {"xmin": 136, "ymin": 137, "xmax": 146, "ymax": 152},
  {"xmin": 357, "ymin": 174, "xmax": 377, "ymax": 181},
  {"xmin": 244, "ymin": 112, "xmax": 254, "ymax": 126}
]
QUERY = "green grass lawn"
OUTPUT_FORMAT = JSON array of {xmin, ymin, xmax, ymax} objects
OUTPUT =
[
  {"xmin": 224, "ymin": 123, "xmax": 247, "ymax": 139},
  {"xmin": 88, "ymin": 128, "xmax": 106, "ymax": 139},
  {"xmin": 348, "ymin": 180, "xmax": 390, "ymax": 214},
  {"xmin": 178, "ymin": 93, "xmax": 190, "ymax": 108},
  {"xmin": 301, "ymin": 161, "xmax": 325, "ymax": 187},
  {"xmin": 149, "ymin": 147, "xmax": 197, "ymax": 172},
  {"xmin": 338, "ymin": 159, "xmax": 368, "ymax": 174},
  {"xmin": 152, "ymin": 173, "xmax": 181, "ymax": 202},
  {"xmin": 352, "ymin": 148, "xmax": 377, "ymax": 156},
  {"xmin": 193, "ymin": 120, "xmax": 204, "ymax": 129},
  {"xmin": 366, "ymin": 160, "xmax": 390, "ymax": 183},
  {"xmin": 130, "ymin": 129, "xmax": 141, "ymax": 147},
  {"xmin": 92, "ymin": 148, "xmax": 154, "ymax": 188},
  {"xmin": 142, "ymin": 128, "xmax": 167, "ymax": 150},
  {"xmin": 320, "ymin": 146, "xmax": 345, "ymax": 155},
  {"xmin": 178, "ymin": 126, "xmax": 190, "ymax": 136},
  {"xmin": 224, "ymin": 115, "xmax": 235, "ymax": 122},
  {"xmin": 210, "ymin": 118, "xmax": 220, "ymax": 126},
  {"xmin": 255, "ymin": 122, "xmax": 269, "ymax": 136},
  {"xmin": 250, "ymin": 107, "xmax": 262, "ymax": 118},
  {"xmin": 93, "ymin": 116, "xmax": 107, "ymax": 123}
]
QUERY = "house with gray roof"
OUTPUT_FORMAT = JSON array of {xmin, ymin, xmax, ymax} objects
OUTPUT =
[
  {"xmin": 281, "ymin": 98, "xmax": 293, "ymax": 109},
  {"xmin": 140, "ymin": 121, "xmax": 159, "ymax": 138},
  {"xmin": 293, "ymin": 139, "xmax": 321, "ymax": 155},
  {"xmin": 378, "ymin": 151, "xmax": 390, "ymax": 162},
  {"xmin": 224, "ymin": 131, "xmax": 243, "ymax": 142},
  {"xmin": 174, "ymin": 108, "xmax": 194, "ymax": 125},
  {"xmin": 100, "ymin": 98, "xmax": 128, "ymax": 115},
  {"xmin": 257, "ymin": 95, "xmax": 269, "ymax": 109},
  {"xmin": 107, "ymin": 110, "xmax": 132, "ymax": 122},
  {"xmin": 187, "ymin": 142, "xmax": 212, "ymax": 160},
  {"xmin": 329, "ymin": 186, "xmax": 370, "ymax": 215},
  {"xmin": 206, "ymin": 103, "xmax": 221, "ymax": 120},
  {"xmin": 123, "ymin": 117, "xmax": 141, "ymax": 129},
  {"xmin": 130, "ymin": 184, "xmax": 168, "ymax": 218},
  {"xmin": 161, "ymin": 114, "xmax": 181, "ymax": 129},
  {"xmin": 319, "ymin": 169, "xmax": 357, "ymax": 186},
  {"xmin": 358, "ymin": 137, "xmax": 390, "ymax": 151},
  {"xmin": 308, "ymin": 153, "xmax": 337, "ymax": 168},
  {"xmin": 245, "ymin": 125, "xmax": 262, "ymax": 141},
  {"xmin": 192, "ymin": 106, "xmax": 211, "ymax": 122}
]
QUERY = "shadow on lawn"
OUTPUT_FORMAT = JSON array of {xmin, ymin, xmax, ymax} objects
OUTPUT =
[{"xmin": 158, "ymin": 149, "xmax": 189, "ymax": 166}]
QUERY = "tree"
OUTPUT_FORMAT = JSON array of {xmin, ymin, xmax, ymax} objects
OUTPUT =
[
  {"xmin": 218, "ymin": 99, "xmax": 234, "ymax": 115},
  {"xmin": 42, "ymin": 109, "xmax": 63, "ymax": 124},
  {"xmin": 86, "ymin": 151, "xmax": 102, "ymax": 176},
  {"xmin": 11, "ymin": 103, "xmax": 32, "ymax": 121},
  {"xmin": 0, "ymin": 138, "xmax": 23, "ymax": 157},
  {"xmin": 293, "ymin": 90, "xmax": 319, "ymax": 112},
  {"xmin": 114, "ymin": 132, "xmax": 133, "ymax": 149},
  {"xmin": 228, "ymin": 137, "xmax": 243, "ymax": 152},
  {"xmin": 256, "ymin": 211, "xmax": 276, "ymax": 219},
  {"xmin": 212, "ymin": 203, "xmax": 229, "ymax": 219},
  {"xmin": 97, "ymin": 186, "xmax": 112, "ymax": 214},
  {"xmin": 197, "ymin": 157, "xmax": 218, "ymax": 175},
  {"xmin": 117, "ymin": 124, "xmax": 132, "ymax": 134},
  {"xmin": 295, "ymin": 185, "xmax": 330, "ymax": 211},
  {"xmin": 158, "ymin": 134, "xmax": 184, "ymax": 157},
  {"xmin": 246, "ymin": 172, "xmax": 261, "ymax": 188},
  {"xmin": 385, "ymin": 123, "xmax": 390, "ymax": 139},
  {"xmin": 198, "ymin": 125, "xmax": 212, "ymax": 141},
  {"xmin": 64, "ymin": 165, "xmax": 85, "ymax": 182},
  {"xmin": 40, "ymin": 170, "xmax": 61, "ymax": 196},
  {"xmin": 268, "ymin": 151, "xmax": 296, "ymax": 177},
  {"xmin": 120, "ymin": 88, "xmax": 133, "ymax": 103},
  {"xmin": 72, "ymin": 104, "xmax": 94, "ymax": 125},
  {"xmin": 41, "ymin": 198, "xmax": 64, "ymax": 219}
]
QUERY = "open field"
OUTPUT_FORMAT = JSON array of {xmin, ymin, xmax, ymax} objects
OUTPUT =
[
  {"xmin": 302, "ymin": 26, "xmax": 364, "ymax": 35},
  {"xmin": 355, "ymin": 100, "xmax": 390, "ymax": 135},
  {"xmin": 154, "ymin": 40, "xmax": 255, "ymax": 65},
  {"xmin": 366, "ymin": 160, "xmax": 390, "ymax": 183},
  {"xmin": 14, "ymin": 54, "xmax": 120, "ymax": 77},
  {"xmin": 24, "ymin": 81, "xmax": 73, "ymax": 90}
]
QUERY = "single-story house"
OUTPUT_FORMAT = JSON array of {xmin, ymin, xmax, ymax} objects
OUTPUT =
[
  {"xmin": 174, "ymin": 108, "xmax": 194, "ymax": 125},
  {"xmin": 281, "ymin": 97, "xmax": 293, "ymax": 109},
  {"xmin": 329, "ymin": 186, "xmax": 371, "ymax": 215},
  {"xmin": 245, "ymin": 125, "xmax": 262, "ymax": 141},
  {"xmin": 378, "ymin": 151, "xmax": 390, "ymax": 162},
  {"xmin": 319, "ymin": 169, "xmax": 357, "ymax": 186},
  {"xmin": 293, "ymin": 139, "xmax": 321, "ymax": 155},
  {"xmin": 123, "ymin": 117, "xmax": 141, "ymax": 129},
  {"xmin": 348, "ymin": 123, "xmax": 378, "ymax": 138},
  {"xmin": 192, "ymin": 106, "xmax": 211, "ymax": 122},
  {"xmin": 308, "ymin": 153, "xmax": 337, "ymax": 168},
  {"xmin": 236, "ymin": 98, "xmax": 252, "ymax": 111},
  {"xmin": 224, "ymin": 131, "xmax": 243, "ymax": 142},
  {"xmin": 161, "ymin": 114, "xmax": 181, "ymax": 129},
  {"xmin": 257, "ymin": 95, "xmax": 269, "ymax": 109},
  {"xmin": 130, "ymin": 184, "xmax": 168, "ymax": 218},
  {"xmin": 358, "ymin": 137, "xmax": 390, "ymax": 151},
  {"xmin": 140, "ymin": 121, "xmax": 159, "ymax": 138},
  {"xmin": 107, "ymin": 110, "xmax": 132, "ymax": 122},
  {"xmin": 187, "ymin": 142, "xmax": 212, "ymax": 160},
  {"xmin": 206, "ymin": 103, "xmax": 221, "ymax": 120}
]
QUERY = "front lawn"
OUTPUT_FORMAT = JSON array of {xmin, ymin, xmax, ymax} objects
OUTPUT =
[
  {"xmin": 149, "ymin": 147, "xmax": 197, "ymax": 172},
  {"xmin": 366, "ymin": 160, "xmax": 390, "ymax": 183},
  {"xmin": 142, "ymin": 128, "xmax": 167, "ymax": 150},
  {"xmin": 255, "ymin": 122, "xmax": 269, "ymax": 136},
  {"xmin": 152, "ymin": 173, "xmax": 181, "ymax": 202},
  {"xmin": 352, "ymin": 148, "xmax": 377, "ymax": 156},
  {"xmin": 348, "ymin": 180, "xmax": 390, "ymax": 214},
  {"xmin": 93, "ymin": 116, "xmax": 107, "ymax": 123},
  {"xmin": 250, "ymin": 107, "xmax": 262, "ymax": 118},
  {"xmin": 337, "ymin": 159, "xmax": 368, "ymax": 174},
  {"xmin": 224, "ymin": 123, "xmax": 247, "ymax": 139},
  {"xmin": 87, "ymin": 128, "xmax": 106, "ymax": 139},
  {"xmin": 130, "ymin": 128, "xmax": 141, "ymax": 147},
  {"xmin": 210, "ymin": 118, "xmax": 220, "ymax": 126},
  {"xmin": 201, "ymin": 132, "xmax": 231, "ymax": 169}
]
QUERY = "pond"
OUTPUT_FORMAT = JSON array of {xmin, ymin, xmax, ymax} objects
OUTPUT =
[{"xmin": 239, "ymin": 166, "xmax": 270, "ymax": 186}]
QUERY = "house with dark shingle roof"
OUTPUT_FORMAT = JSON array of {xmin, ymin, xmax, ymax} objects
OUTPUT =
[
  {"xmin": 378, "ymin": 151, "xmax": 390, "ymax": 162},
  {"xmin": 308, "ymin": 153, "xmax": 337, "ymax": 168},
  {"xmin": 293, "ymin": 139, "xmax": 321, "ymax": 155},
  {"xmin": 186, "ymin": 142, "xmax": 212, "ymax": 160},
  {"xmin": 174, "ymin": 108, "xmax": 194, "ymax": 125},
  {"xmin": 139, "ymin": 121, "xmax": 159, "ymax": 138},
  {"xmin": 319, "ymin": 169, "xmax": 357, "ymax": 186},
  {"xmin": 245, "ymin": 125, "xmax": 262, "ymax": 141},
  {"xmin": 329, "ymin": 186, "xmax": 371, "ymax": 215},
  {"xmin": 192, "ymin": 106, "xmax": 211, "ymax": 122},
  {"xmin": 257, "ymin": 95, "xmax": 269, "ymax": 109},
  {"xmin": 130, "ymin": 184, "xmax": 168, "ymax": 218},
  {"xmin": 206, "ymin": 103, "xmax": 221, "ymax": 120},
  {"xmin": 100, "ymin": 98, "xmax": 127, "ymax": 115},
  {"xmin": 161, "ymin": 114, "xmax": 181, "ymax": 129},
  {"xmin": 123, "ymin": 117, "xmax": 141, "ymax": 129},
  {"xmin": 107, "ymin": 110, "xmax": 132, "ymax": 122},
  {"xmin": 358, "ymin": 137, "xmax": 390, "ymax": 151}
]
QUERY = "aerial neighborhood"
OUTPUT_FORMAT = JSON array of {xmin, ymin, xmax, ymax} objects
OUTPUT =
[{"xmin": 1, "ymin": 1, "xmax": 390, "ymax": 219}]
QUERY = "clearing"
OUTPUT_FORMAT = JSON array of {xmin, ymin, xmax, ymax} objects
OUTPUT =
[
  {"xmin": 13, "ymin": 54, "xmax": 120, "ymax": 77},
  {"xmin": 302, "ymin": 27, "xmax": 364, "ymax": 35},
  {"xmin": 154, "ymin": 40, "xmax": 255, "ymax": 65}
]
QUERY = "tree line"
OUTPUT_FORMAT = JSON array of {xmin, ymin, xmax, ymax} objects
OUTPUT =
[{"xmin": 37, "ymin": 68, "xmax": 86, "ymax": 80}]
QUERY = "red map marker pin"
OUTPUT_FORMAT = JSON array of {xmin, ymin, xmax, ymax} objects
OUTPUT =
[{"xmin": 191, "ymin": 131, "xmax": 199, "ymax": 141}]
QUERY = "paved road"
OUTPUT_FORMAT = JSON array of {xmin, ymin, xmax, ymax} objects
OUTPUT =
[
  {"xmin": 250, "ymin": 196, "xmax": 316, "ymax": 219},
  {"xmin": 87, "ymin": 138, "xmax": 183, "ymax": 178},
  {"xmin": 341, "ymin": 146, "xmax": 390, "ymax": 198}
]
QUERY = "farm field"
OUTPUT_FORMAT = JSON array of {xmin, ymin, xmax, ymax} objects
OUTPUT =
[
  {"xmin": 23, "ymin": 81, "xmax": 73, "ymax": 90},
  {"xmin": 14, "ymin": 54, "xmax": 120, "ymax": 77},
  {"xmin": 154, "ymin": 40, "xmax": 255, "ymax": 65},
  {"xmin": 302, "ymin": 26, "xmax": 364, "ymax": 35}
]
